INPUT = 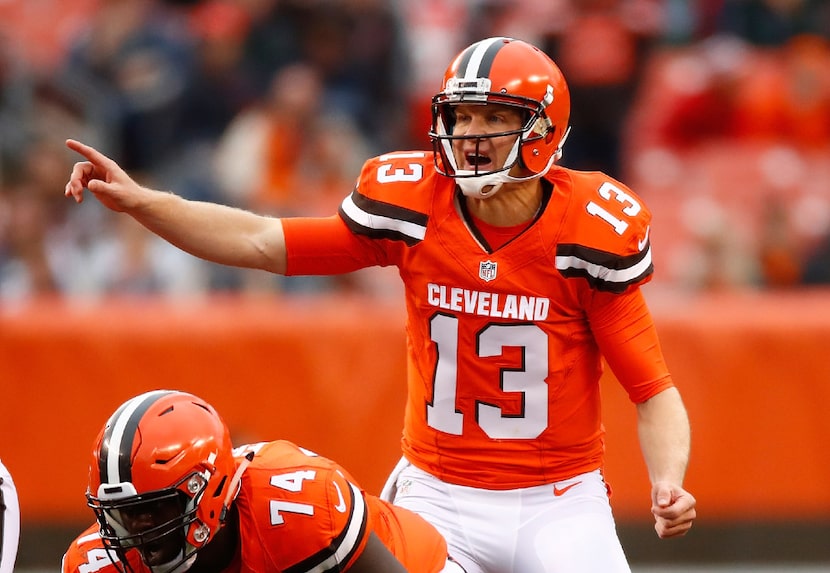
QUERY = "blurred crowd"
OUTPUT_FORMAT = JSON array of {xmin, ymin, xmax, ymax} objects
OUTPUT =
[{"xmin": 1, "ymin": 0, "xmax": 829, "ymax": 301}]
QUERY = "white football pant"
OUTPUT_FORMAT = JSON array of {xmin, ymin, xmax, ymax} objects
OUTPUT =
[{"xmin": 382, "ymin": 459, "xmax": 630, "ymax": 573}]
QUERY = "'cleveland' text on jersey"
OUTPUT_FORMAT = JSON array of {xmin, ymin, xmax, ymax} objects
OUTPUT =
[{"xmin": 427, "ymin": 283, "xmax": 550, "ymax": 320}]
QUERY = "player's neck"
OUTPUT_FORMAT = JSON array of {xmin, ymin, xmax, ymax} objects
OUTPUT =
[{"xmin": 464, "ymin": 179, "xmax": 544, "ymax": 227}]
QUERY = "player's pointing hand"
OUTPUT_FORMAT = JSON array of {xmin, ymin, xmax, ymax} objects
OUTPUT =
[{"xmin": 64, "ymin": 139, "xmax": 144, "ymax": 212}]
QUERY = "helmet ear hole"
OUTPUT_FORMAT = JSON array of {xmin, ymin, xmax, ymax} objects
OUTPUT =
[
  {"xmin": 521, "ymin": 146, "xmax": 542, "ymax": 174},
  {"xmin": 212, "ymin": 475, "xmax": 228, "ymax": 499}
]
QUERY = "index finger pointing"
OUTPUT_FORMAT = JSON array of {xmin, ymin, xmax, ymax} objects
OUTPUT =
[{"xmin": 65, "ymin": 139, "xmax": 115, "ymax": 168}]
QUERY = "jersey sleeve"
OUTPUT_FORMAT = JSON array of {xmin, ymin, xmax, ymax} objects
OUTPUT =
[
  {"xmin": 61, "ymin": 525, "xmax": 147, "ymax": 573},
  {"xmin": 337, "ymin": 152, "xmax": 433, "ymax": 245},
  {"xmin": 297, "ymin": 467, "xmax": 371, "ymax": 572},
  {"xmin": 553, "ymin": 170, "xmax": 654, "ymax": 293},
  {"xmin": 588, "ymin": 288, "xmax": 674, "ymax": 403},
  {"xmin": 282, "ymin": 215, "xmax": 389, "ymax": 275},
  {"xmin": 284, "ymin": 152, "xmax": 436, "ymax": 275},
  {"xmin": 237, "ymin": 442, "xmax": 371, "ymax": 572}
]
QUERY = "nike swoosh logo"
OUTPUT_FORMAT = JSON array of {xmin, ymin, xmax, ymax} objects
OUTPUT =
[
  {"xmin": 637, "ymin": 226, "xmax": 650, "ymax": 251},
  {"xmin": 553, "ymin": 481, "xmax": 582, "ymax": 497},
  {"xmin": 332, "ymin": 481, "xmax": 347, "ymax": 513}
]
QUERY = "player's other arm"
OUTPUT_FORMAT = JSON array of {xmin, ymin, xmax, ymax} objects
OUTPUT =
[
  {"xmin": 65, "ymin": 139, "xmax": 288, "ymax": 274},
  {"xmin": 590, "ymin": 289, "xmax": 696, "ymax": 539},
  {"xmin": 636, "ymin": 387, "xmax": 696, "ymax": 539}
]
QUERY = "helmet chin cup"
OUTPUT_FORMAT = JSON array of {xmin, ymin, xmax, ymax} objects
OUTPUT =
[
  {"xmin": 456, "ymin": 173, "xmax": 506, "ymax": 198},
  {"xmin": 455, "ymin": 166, "xmax": 550, "ymax": 199}
]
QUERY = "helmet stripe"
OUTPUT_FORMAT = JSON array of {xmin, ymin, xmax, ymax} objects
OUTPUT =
[
  {"xmin": 99, "ymin": 390, "xmax": 173, "ymax": 485},
  {"xmin": 458, "ymin": 36, "xmax": 509, "ymax": 80}
]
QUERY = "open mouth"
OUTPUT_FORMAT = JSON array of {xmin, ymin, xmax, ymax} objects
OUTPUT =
[
  {"xmin": 142, "ymin": 548, "xmax": 173, "ymax": 567},
  {"xmin": 140, "ymin": 537, "xmax": 179, "ymax": 566},
  {"xmin": 464, "ymin": 152, "xmax": 492, "ymax": 171}
]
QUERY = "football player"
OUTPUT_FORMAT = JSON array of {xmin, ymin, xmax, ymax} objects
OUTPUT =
[
  {"xmin": 65, "ymin": 37, "xmax": 696, "ymax": 572},
  {"xmin": 0, "ymin": 458, "xmax": 20, "ymax": 573},
  {"xmin": 61, "ymin": 390, "xmax": 463, "ymax": 573}
]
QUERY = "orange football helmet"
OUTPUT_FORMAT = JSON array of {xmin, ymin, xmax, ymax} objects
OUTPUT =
[
  {"xmin": 86, "ymin": 390, "xmax": 236, "ymax": 573},
  {"xmin": 430, "ymin": 37, "xmax": 571, "ymax": 197}
]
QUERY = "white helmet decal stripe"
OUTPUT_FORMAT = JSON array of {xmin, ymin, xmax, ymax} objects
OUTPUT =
[
  {"xmin": 461, "ymin": 36, "xmax": 507, "ymax": 80},
  {"xmin": 102, "ymin": 390, "xmax": 172, "ymax": 484}
]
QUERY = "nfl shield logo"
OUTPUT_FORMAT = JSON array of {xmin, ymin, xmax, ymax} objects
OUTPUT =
[{"xmin": 479, "ymin": 260, "xmax": 498, "ymax": 282}]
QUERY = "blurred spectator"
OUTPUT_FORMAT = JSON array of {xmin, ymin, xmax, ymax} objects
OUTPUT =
[
  {"xmin": 0, "ymin": 0, "xmax": 98, "ymax": 74},
  {"xmin": 237, "ymin": 0, "xmax": 306, "ymax": 97},
  {"xmin": 337, "ymin": 0, "xmax": 411, "ymax": 150},
  {"xmin": 634, "ymin": 33, "xmax": 830, "ymax": 151},
  {"xmin": 541, "ymin": 0, "xmax": 664, "ymax": 178},
  {"xmin": 55, "ymin": 0, "xmax": 196, "ymax": 175},
  {"xmin": 757, "ymin": 197, "xmax": 803, "ymax": 288},
  {"xmin": 398, "ymin": 0, "xmax": 470, "ymax": 148},
  {"xmin": 0, "ymin": 73, "xmax": 88, "ymax": 299},
  {"xmin": 0, "ymin": 179, "xmax": 59, "ymax": 299},
  {"xmin": 213, "ymin": 62, "xmax": 369, "ymax": 217},
  {"xmin": 621, "ymin": 22, "xmax": 830, "ymax": 293},
  {"xmin": 667, "ymin": 191, "xmax": 760, "ymax": 292},
  {"xmin": 715, "ymin": 0, "xmax": 830, "ymax": 46},
  {"xmin": 647, "ymin": 36, "xmax": 752, "ymax": 150},
  {"xmin": 801, "ymin": 235, "xmax": 830, "ymax": 284},
  {"xmin": 43, "ymin": 202, "xmax": 212, "ymax": 298},
  {"xmin": 211, "ymin": 62, "xmax": 372, "ymax": 294},
  {"xmin": 731, "ymin": 34, "xmax": 830, "ymax": 148},
  {"xmin": 157, "ymin": 0, "xmax": 262, "ymax": 205},
  {"xmin": 237, "ymin": 0, "xmax": 409, "ymax": 151},
  {"xmin": 0, "ymin": 0, "xmax": 224, "ymax": 300},
  {"xmin": 179, "ymin": 0, "xmax": 257, "ymax": 148},
  {"xmin": 0, "ymin": 135, "xmax": 210, "ymax": 300},
  {"xmin": 294, "ymin": 1, "xmax": 408, "ymax": 151},
  {"xmin": 464, "ymin": 0, "xmax": 517, "ymax": 47},
  {"xmin": 0, "ymin": 31, "xmax": 35, "ymax": 179}
]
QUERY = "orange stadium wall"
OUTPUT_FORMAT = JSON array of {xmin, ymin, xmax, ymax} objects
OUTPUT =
[{"xmin": 2, "ymin": 290, "xmax": 830, "ymax": 533}]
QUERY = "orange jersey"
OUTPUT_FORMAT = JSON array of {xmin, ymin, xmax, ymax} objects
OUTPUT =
[
  {"xmin": 62, "ymin": 440, "xmax": 449, "ymax": 573},
  {"xmin": 283, "ymin": 151, "xmax": 674, "ymax": 489},
  {"xmin": 62, "ymin": 525, "xmax": 145, "ymax": 573}
]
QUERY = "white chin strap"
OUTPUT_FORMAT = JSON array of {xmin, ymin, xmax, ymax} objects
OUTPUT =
[
  {"xmin": 455, "ymin": 155, "xmax": 555, "ymax": 199},
  {"xmin": 451, "ymin": 127, "xmax": 569, "ymax": 199}
]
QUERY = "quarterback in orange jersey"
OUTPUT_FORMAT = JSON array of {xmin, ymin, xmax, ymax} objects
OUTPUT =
[
  {"xmin": 61, "ymin": 390, "xmax": 462, "ymax": 573},
  {"xmin": 65, "ymin": 36, "xmax": 696, "ymax": 572}
]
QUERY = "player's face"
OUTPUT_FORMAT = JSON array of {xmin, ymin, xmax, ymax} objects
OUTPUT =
[
  {"xmin": 114, "ymin": 496, "xmax": 185, "ymax": 567},
  {"xmin": 450, "ymin": 103, "xmax": 524, "ymax": 174}
]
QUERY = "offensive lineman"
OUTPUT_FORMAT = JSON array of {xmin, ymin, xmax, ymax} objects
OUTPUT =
[{"xmin": 61, "ymin": 390, "xmax": 463, "ymax": 573}]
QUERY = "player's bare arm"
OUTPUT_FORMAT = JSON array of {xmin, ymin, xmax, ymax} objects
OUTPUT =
[
  {"xmin": 636, "ymin": 387, "xmax": 697, "ymax": 538},
  {"xmin": 64, "ymin": 139, "xmax": 288, "ymax": 274}
]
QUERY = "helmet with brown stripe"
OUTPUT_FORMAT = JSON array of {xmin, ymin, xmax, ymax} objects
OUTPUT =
[
  {"xmin": 86, "ymin": 390, "xmax": 236, "ymax": 573},
  {"xmin": 430, "ymin": 37, "xmax": 571, "ymax": 198}
]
